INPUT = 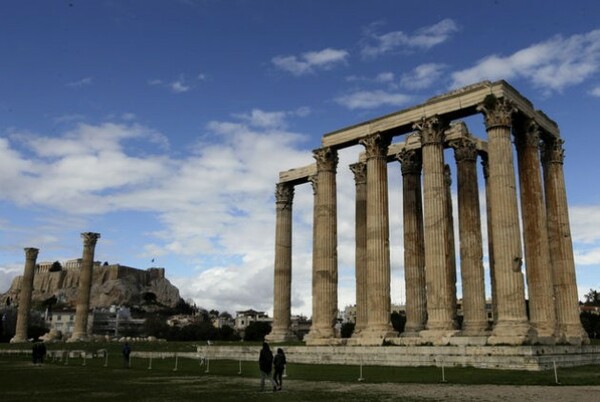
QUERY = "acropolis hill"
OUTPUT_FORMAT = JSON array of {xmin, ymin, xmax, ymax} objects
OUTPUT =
[{"xmin": 1, "ymin": 258, "xmax": 180, "ymax": 309}]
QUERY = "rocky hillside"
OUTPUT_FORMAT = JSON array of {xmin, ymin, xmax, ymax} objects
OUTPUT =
[{"xmin": 1, "ymin": 263, "xmax": 180, "ymax": 309}]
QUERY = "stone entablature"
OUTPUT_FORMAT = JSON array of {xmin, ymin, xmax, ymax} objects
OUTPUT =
[{"xmin": 269, "ymin": 80, "xmax": 587, "ymax": 348}]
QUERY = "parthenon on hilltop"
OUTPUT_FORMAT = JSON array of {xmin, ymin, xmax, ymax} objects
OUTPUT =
[{"xmin": 267, "ymin": 80, "xmax": 588, "ymax": 347}]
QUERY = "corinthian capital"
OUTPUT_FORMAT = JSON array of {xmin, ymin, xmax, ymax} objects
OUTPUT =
[
  {"xmin": 541, "ymin": 138, "xmax": 565, "ymax": 165},
  {"xmin": 396, "ymin": 149, "xmax": 422, "ymax": 176},
  {"xmin": 81, "ymin": 232, "xmax": 101, "ymax": 248},
  {"xmin": 359, "ymin": 132, "xmax": 391, "ymax": 160},
  {"xmin": 275, "ymin": 182, "xmax": 294, "ymax": 210},
  {"xmin": 349, "ymin": 162, "xmax": 367, "ymax": 185},
  {"xmin": 449, "ymin": 138, "xmax": 478, "ymax": 163},
  {"xmin": 308, "ymin": 174, "xmax": 318, "ymax": 195},
  {"xmin": 413, "ymin": 116, "xmax": 446, "ymax": 146},
  {"xmin": 477, "ymin": 95, "xmax": 516, "ymax": 129},
  {"xmin": 313, "ymin": 147, "xmax": 338, "ymax": 173},
  {"xmin": 24, "ymin": 248, "xmax": 39, "ymax": 260}
]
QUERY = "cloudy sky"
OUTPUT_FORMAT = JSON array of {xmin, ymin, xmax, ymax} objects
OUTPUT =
[{"xmin": 1, "ymin": 0, "xmax": 600, "ymax": 316}]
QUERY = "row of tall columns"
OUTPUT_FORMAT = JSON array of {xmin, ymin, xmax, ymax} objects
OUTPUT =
[
  {"xmin": 270, "ymin": 97, "xmax": 586, "ymax": 346},
  {"xmin": 9, "ymin": 233, "xmax": 100, "ymax": 343}
]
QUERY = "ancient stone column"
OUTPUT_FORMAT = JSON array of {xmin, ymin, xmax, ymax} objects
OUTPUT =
[
  {"xmin": 451, "ymin": 139, "xmax": 487, "ymax": 336},
  {"xmin": 444, "ymin": 164, "xmax": 458, "ymax": 324},
  {"xmin": 359, "ymin": 132, "xmax": 396, "ymax": 341},
  {"xmin": 415, "ymin": 116, "xmax": 457, "ymax": 339},
  {"xmin": 515, "ymin": 121, "xmax": 557, "ymax": 343},
  {"xmin": 68, "ymin": 232, "xmax": 100, "ymax": 342},
  {"xmin": 396, "ymin": 149, "xmax": 426, "ymax": 336},
  {"xmin": 305, "ymin": 148, "xmax": 338, "ymax": 344},
  {"xmin": 481, "ymin": 154, "xmax": 497, "ymax": 324},
  {"xmin": 477, "ymin": 96, "xmax": 530, "ymax": 344},
  {"xmin": 267, "ymin": 182, "xmax": 296, "ymax": 342},
  {"xmin": 10, "ymin": 248, "xmax": 39, "ymax": 343},
  {"xmin": 350, "ymin": 162, "xmax": 368, "ymax": 336},
  {"xmin": 542, "ymin": 137, "xmax": 589, "ymax": 344}
]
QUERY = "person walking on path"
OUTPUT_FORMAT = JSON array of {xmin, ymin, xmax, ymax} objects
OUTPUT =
[
  {"xmin": 273, "ymin": 348, "xmax": 286, "ymax": 391},
  {"xmin": 122, "ymin": 342, "xmax": 131, "ymax": 368},
  {"xmin": 258, "ymin": 342, "xmax": 278, "ymax": 392}
]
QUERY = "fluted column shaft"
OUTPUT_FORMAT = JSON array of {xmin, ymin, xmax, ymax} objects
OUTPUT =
[
  {"xmin": 515, "ymin": 122, "xmax": 556, "ymax": 341},
  {"xmin": 350, "ymin": 162, "xmax": 368, "ymax": 335},
  {"xmin": 481, "ymin": 155, "xmax": 497, "ymax": 324},
  {"xmin": 268, "ymin": 182, "xmax": 295, "ymax": 342},
  {"xmin": 306, "ymin": 148, "xmax": 338, "ymax": 341},
  {"xmin": 416, "ymin": 116, "xmax": 455, "ymax": 331},
  {"xmin": 397, "ymin": 150, "xmax": 426, "ymax": 335},
  {"xmin": 11, "ymin": 248, "xmax": 39, "ymax": 343},
  {"xmin": 360, "ymin": 133, "xmax": 395, "ymax": 337},
  {"xmin": 478, "ymin": 97, "xmax": 530, "ymax": 343},
  {"xmin": 69, "ymin": 232, "xmax": 100, "ymax": 342},
  {"xmin": 444, "ymin": 165, "xmax": 458, "ymax": 323},
  {"xmin": 452, "ymin": 139, "xmax": 487, "ymax": 335},
  {"xmin": 542, "ymin": 138, "xmax": 588, "ymax": 344}
]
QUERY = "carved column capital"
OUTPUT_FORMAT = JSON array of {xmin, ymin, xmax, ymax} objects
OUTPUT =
[
  {"xmin": 449, "ymin": 138, "xmax": 478, "ymax": 163},
  {"xmin": 396, "ymin": 149, "xmax": 422, "ymax": 175},
  {"xmin": 541, "ymin": 138, "xmax": 565, "ymax": 165},
  {"xmin": 313, "ymin": 147, "xmax": 338, "ymax": 173},
  {"xmin": 81, "ymin": 232, "xmax": 100, "ymax": 248},
  {"xmin": 515, "ymin": 120, "xmax": 542, "ymax": 150},
  {"xmin": 359, "ymin": 132, "xmax": 391, "ymax": 160},
  {"xmin": 477, "ymin": 95, "xmax": 516, "ymax": 130},
  {"xmin": 275, "ymin": 182, "xmax": 294, "ymax": 210},
  {"xmin": 24, "ymin": 248, "xmax": 39, "ymax": 260},
  {"xmin": 413, "ymin": 116, "xmax": 446, "ymax": 146},
  {"xmin": 349, "ymin": 162, "xmax": 367, "ymax": 185}
]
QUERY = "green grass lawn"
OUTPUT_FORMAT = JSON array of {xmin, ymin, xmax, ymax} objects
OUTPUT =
[{"xmin": 2, "ymin": 350, "xmax": 600, "ymax": 402}]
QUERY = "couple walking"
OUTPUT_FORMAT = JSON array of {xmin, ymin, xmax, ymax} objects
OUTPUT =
[{"xmin": 259, "ymin": 342, "xmax": 286, "ymax": 392}]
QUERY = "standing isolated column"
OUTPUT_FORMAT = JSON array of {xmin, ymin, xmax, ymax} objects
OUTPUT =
[
  {"xmin": 515, "ymin": 121, "xmax": 557, "ymax": 343},
  {"xmin": 444, "ymin": 165, "xmax": 458, "ymax": 324},
  {"xmin": 451, "ymin": 138, "xmax": 487, "ymax": 336},
  {"xmin": 267, "ymin": 182, "xmax": 296, "ymax": 342},
  {"xmin": 10, "ymin": 248, "xmax": 39, "ymax": 343},
  {"xmin": 396, "ymin": 149, "xmax": 426, "ymax": 336},
  {"xmin": 542, "ymin": 138, "xmax": 589, "ymax": 344},
  {"xmin": 416, "ymin": 116, "xmax": 457, "ymax": 340},
  {"xmin": 359, "ymin": 132, "xmax": 396, "ymax": 342},
  {"xmin": 305, "ymin": 147, "xmax": 338, "ymax": 344},
  {"xmin": 68, "ymin": 232, "xmax": 100, "ymax": 342},
  {"xmin": 477, "ymin": 96, "xmax": 530, "ymax": 345},
  {"xmin": 350, "ymin": 162, "xmax": 368, "ymax": 336},
  {"xmin": 481, "ymin": 154, "xmax": 497, "ymax": 325}
]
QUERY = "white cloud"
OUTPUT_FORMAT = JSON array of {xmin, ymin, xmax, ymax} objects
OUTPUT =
[
  {"xmin": 590, "ymin": 86, "xmax": 600, "ymax": 96},
  {"xmin": 272, "ymin": 48, "xmax": 349, "ymax": 76},
  {"xmin": 400, "ymin": 63, "xmax": 446, "ymax": 90},
  {"xmin": 451, "ymin": 29, "xmax": 600, "ymax": 92},
  {"xmin": 335, "ymin": 90, "xmax": 411, "ymax": 110},
  {"xmin": 66, "ymin": 77, "xmax": 93, "ymax": 88},
  {"xmin": 149, "ymin": 74, "xmax": 197, "ymax": 93},
  {"xmin": 361, "ymin": 19, "xmax": 458, "ymax": 58}
]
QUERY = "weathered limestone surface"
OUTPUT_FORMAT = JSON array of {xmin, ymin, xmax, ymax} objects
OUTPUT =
[
  {"xmin": 478, "ymin": 98, "xmax": 531, "ymax": 345},
  {"xmin": 69, "ymin": 232, "xmax": 101, "ymax": 342},
  {"xmin": 515, "ymin": 121, "xmax": 557, "ymax": 343},
  {"xmin": 350, "ymin": 162, "xmax": 368, "ymax": 336},
  {"xmin": 267, "ymin": 182, "xmax": 296, "ymax": 342},
  {"xmin": 10, "ymin": 248, "xmax": 39, "ymax": 343},
  {"xmin": 396, "ymin": 149, "xmax": 426, "ymax": 336},
  {"xmin": 305, "ymin": 147, "xmax": 339, "ymax": 344},
  {"xmin": 416, "ymin": 116, "xmax": 457, "ymax": 342}
]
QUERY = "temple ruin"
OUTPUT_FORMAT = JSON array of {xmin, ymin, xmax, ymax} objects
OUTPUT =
[{"xmin": 267, "ymin": 80, "xmax": 588, "ymax": 347}]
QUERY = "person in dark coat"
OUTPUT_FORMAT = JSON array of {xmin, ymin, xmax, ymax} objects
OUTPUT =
[
  {"xmin": 273, "ymin": 348, "xmax": 286, "ymax": 390},
  {"xmin": 258, "ymin": 342, "xmax": 277, "ymax": 391},
  {"xmin": 122, "ymin": 342, "xmax": 131, "ymax": 368}
]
